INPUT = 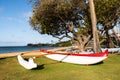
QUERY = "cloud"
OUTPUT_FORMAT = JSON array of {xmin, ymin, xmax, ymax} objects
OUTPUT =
[
  {"xmin": 23, "ymin": 11, "xmax": 32, "ymax": 20},
  {"xmin": 0, "ymin": 12, "xmax": 33, "ymax": 23},
  {"xmin": 0, "ymin": 16, "xmax": 24, "ymax": 23},
  {"xmin": 0, "ymin": 41, "xmax": 26, "ymax": 46},
  {"xmin": 6, "ymin": 17, "xmax": 14, "ymax": 21},
  {"xmin": 0, "ymin": 41, "xmax": 22, "ymax": 43}
]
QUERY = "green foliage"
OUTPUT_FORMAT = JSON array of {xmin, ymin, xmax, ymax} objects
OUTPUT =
[
  {"xmin": 78, "ymin": 27, "xmax": 92, "ymax": 36},
  {"xmin": 54, "ymin": 40, "xmax": 72, "ymax": 47},
  {"xmin": 94, "ymin": 0, "xmax": 120, "ymax": 29},
  {"xmin": 30, "ymin": 0, "xmax": 120, "ymax": 36},
  {"xmin": 30, "ymin": 0, "xmax": 89, "ymax": 36},
  {"xmin": 94, "ymin": 0, "xmax": 120, "ymax": 48},
  {"xmin": 30, "ymin": 0, "xmax": 120, "ymax": 49}
]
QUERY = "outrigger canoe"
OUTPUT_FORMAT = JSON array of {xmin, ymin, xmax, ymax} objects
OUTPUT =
[
  {"xmin": 40, "ymin": 49, "xmax": 108, "ymax": 65},
  {"xmin": 102, "ymin": 48, "xmax": 120, "ymax": 53}
]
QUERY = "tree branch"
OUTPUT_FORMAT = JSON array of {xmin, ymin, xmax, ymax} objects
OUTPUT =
[
  {"xmin": 58, "ymin": 15, "xmax": 66, "ymax": 24},
  {"xmin": 53, "ymin": 34, "xmax": 73, "ymax": 41}
]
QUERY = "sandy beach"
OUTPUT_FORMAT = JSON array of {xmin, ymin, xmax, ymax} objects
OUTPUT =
[
  {"xmin": 0, "ymin": 50, "xmax": 41, "ymax": 58},
  {"xmin": 0, "ymin": 47, "xmax": 71, "ymax": 58}
]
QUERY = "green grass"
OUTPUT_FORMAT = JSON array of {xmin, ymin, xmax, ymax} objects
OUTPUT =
[{"xmin": 0, "ymin": 54, "xmax": 120, "ymax": 80}]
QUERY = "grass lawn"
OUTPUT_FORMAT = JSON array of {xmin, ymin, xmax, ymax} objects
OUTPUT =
[{"xmin": 0, "ymin": 54, "xmax": 120, "ymax": 80}]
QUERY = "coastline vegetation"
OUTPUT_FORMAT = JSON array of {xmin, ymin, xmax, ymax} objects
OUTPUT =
[
  {"xmin": 0, "ymin": 54, "xmax": 120, "ymax": 80},
  {"xmin": 27, "ymin": 40, "xmax": 72, "ymax": 47}
]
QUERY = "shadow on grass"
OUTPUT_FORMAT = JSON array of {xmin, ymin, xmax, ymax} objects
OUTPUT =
[
  {"xmin": 0, "ymin": 58, "xmax": 6, "ymax": 60},
  {"xmin": 44, "ymin": 60, "xmax": 104, "ymax": 66},
  {"xmin": 31, "ymin": 61, "xmax": 103, "ymax": 70},
  {"xmin": 32, "ymin": 64, "xmax": 45, "ymax": 70},
  {"xmin": 32, "ymin": 61, "xmax": 62, "ymax": 70},
  {"xmin": 91, "ymin": 61, "xmax": 104, "ymax": 65},
  {"xmin": 44, "ymin": 61, "xmax": 63, "ymax": 65}
]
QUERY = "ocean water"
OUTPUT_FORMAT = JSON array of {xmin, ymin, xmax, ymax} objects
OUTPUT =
[{"xmin": 0, "ymin": 46, "xmax": 55, "ymax": 54}]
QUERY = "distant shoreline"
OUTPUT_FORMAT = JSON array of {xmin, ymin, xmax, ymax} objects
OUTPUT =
[
  {"xmin": 0, "ymin": 46, "xmax": 70, "ymax": 58},
  {"xmin": 0, "ymin": 46, "xmax": 55, "ymax": 54}
]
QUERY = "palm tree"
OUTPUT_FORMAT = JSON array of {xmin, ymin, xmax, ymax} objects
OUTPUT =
[{"xmin": 89, "ymin": 0, "xmax": 101, "ymax": 53}]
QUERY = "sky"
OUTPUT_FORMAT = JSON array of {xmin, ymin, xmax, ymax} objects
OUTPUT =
[
  {"xmin": 0, "ymin": 0, "xmax": 59, "ymax": 46},
  {"xmin": 0, "ymin": 0, "xmax": 119, "ymax": 46}
]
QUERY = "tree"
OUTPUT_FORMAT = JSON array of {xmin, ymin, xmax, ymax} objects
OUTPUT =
[
  {"xmin": 30, "ymin": 0, "xmax": 120, "ymax": 51},
  {"xmin": 30, "ymin": 0, "xmax": 92, "ymax": 52},
  {"xmin": 94, "ymin": 0, "xmax": 120, "ymax": 47},
  {"xmin": 89, "ymin": 0, "xmax": 101, "ymax": 52}
]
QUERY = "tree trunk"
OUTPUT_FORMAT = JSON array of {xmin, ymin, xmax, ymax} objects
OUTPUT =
[
  {"xmin": 105, "ymin": 29, "xmax": 115, "ymax": 48},
  {"xmin": 77, "ymin": 36, "xmax": 84, "ymax": 52},
  {"xmin": 112, "ymin": 29, "xmax": 120, "ymax": 42},
  {"xmin": 105, "ymin": 29, "xmax": 110, "ymax": 47},
  {"xmin": 89, "ymin": 0, "xmax": 101, "ymax": 53},
  {"xmin": 75, "ymin": 34, "xmax": 92, "ymax": 52},
  {"xmin": 109, "ymin": 39, "xmax": 114, "ymax": 48},
  {"xmin": 68, "ymin": 22, "xmax": 91, "ymax": 52},
  {"xmin": 76, "ymin": 41, "xmax": 84, "ymax": 52}
]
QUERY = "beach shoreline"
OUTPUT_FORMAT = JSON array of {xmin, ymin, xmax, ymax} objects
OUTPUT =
[
  {"xmin": 0, "ymin": 50, "xmax": 40, "ymax": 58},
  {"xmin": 0, "ymin": 46, "xmax": 71, "ymax": 58}
]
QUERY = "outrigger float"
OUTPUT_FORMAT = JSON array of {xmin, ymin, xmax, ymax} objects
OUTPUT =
[{"xmin": 17, "ymin": 54, "xmax": 37, "ymax": 69}]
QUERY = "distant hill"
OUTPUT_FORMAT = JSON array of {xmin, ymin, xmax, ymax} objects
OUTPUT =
[
  {"xmin": 27, "ymin": 40, "xmax": 72, "ymax": 47},
  {"xmin": 54, "ymin": 40, "xmax": 72, "ymax": 47},
  {"xmin": 27, "ymin": 43, "xmax": 51, "ymax": 47}
]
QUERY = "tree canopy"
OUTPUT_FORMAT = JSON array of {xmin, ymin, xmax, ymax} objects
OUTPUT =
[
  {"xmin": 30, "ymin": 0, "xmax": 89, "ymax": 36},
  {"xmin": 94, "ymin": 0, "xmax": 120, "ymax": 47},
  {"xmin": 30, "ymin": 0, "xmax": 120, "ymax": 51}
]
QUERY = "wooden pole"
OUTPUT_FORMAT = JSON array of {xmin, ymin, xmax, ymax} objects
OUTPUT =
[{"xmin": 89, "ymin": 0, "xmax": 101, "ymax": 53}]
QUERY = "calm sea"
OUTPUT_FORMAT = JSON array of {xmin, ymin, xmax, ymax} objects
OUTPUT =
[{"xmin": 0, "ymin": 46, "xmax": 56, "ymax": 54}]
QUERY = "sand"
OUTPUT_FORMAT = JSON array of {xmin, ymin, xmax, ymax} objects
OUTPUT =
[
  {"xmin": 0, "ymin": 50, "xmax": 40, "ymax": 58},
  {"xmin": 0, "ymin": 47, "xmax": 71, "ymax": 58}
]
